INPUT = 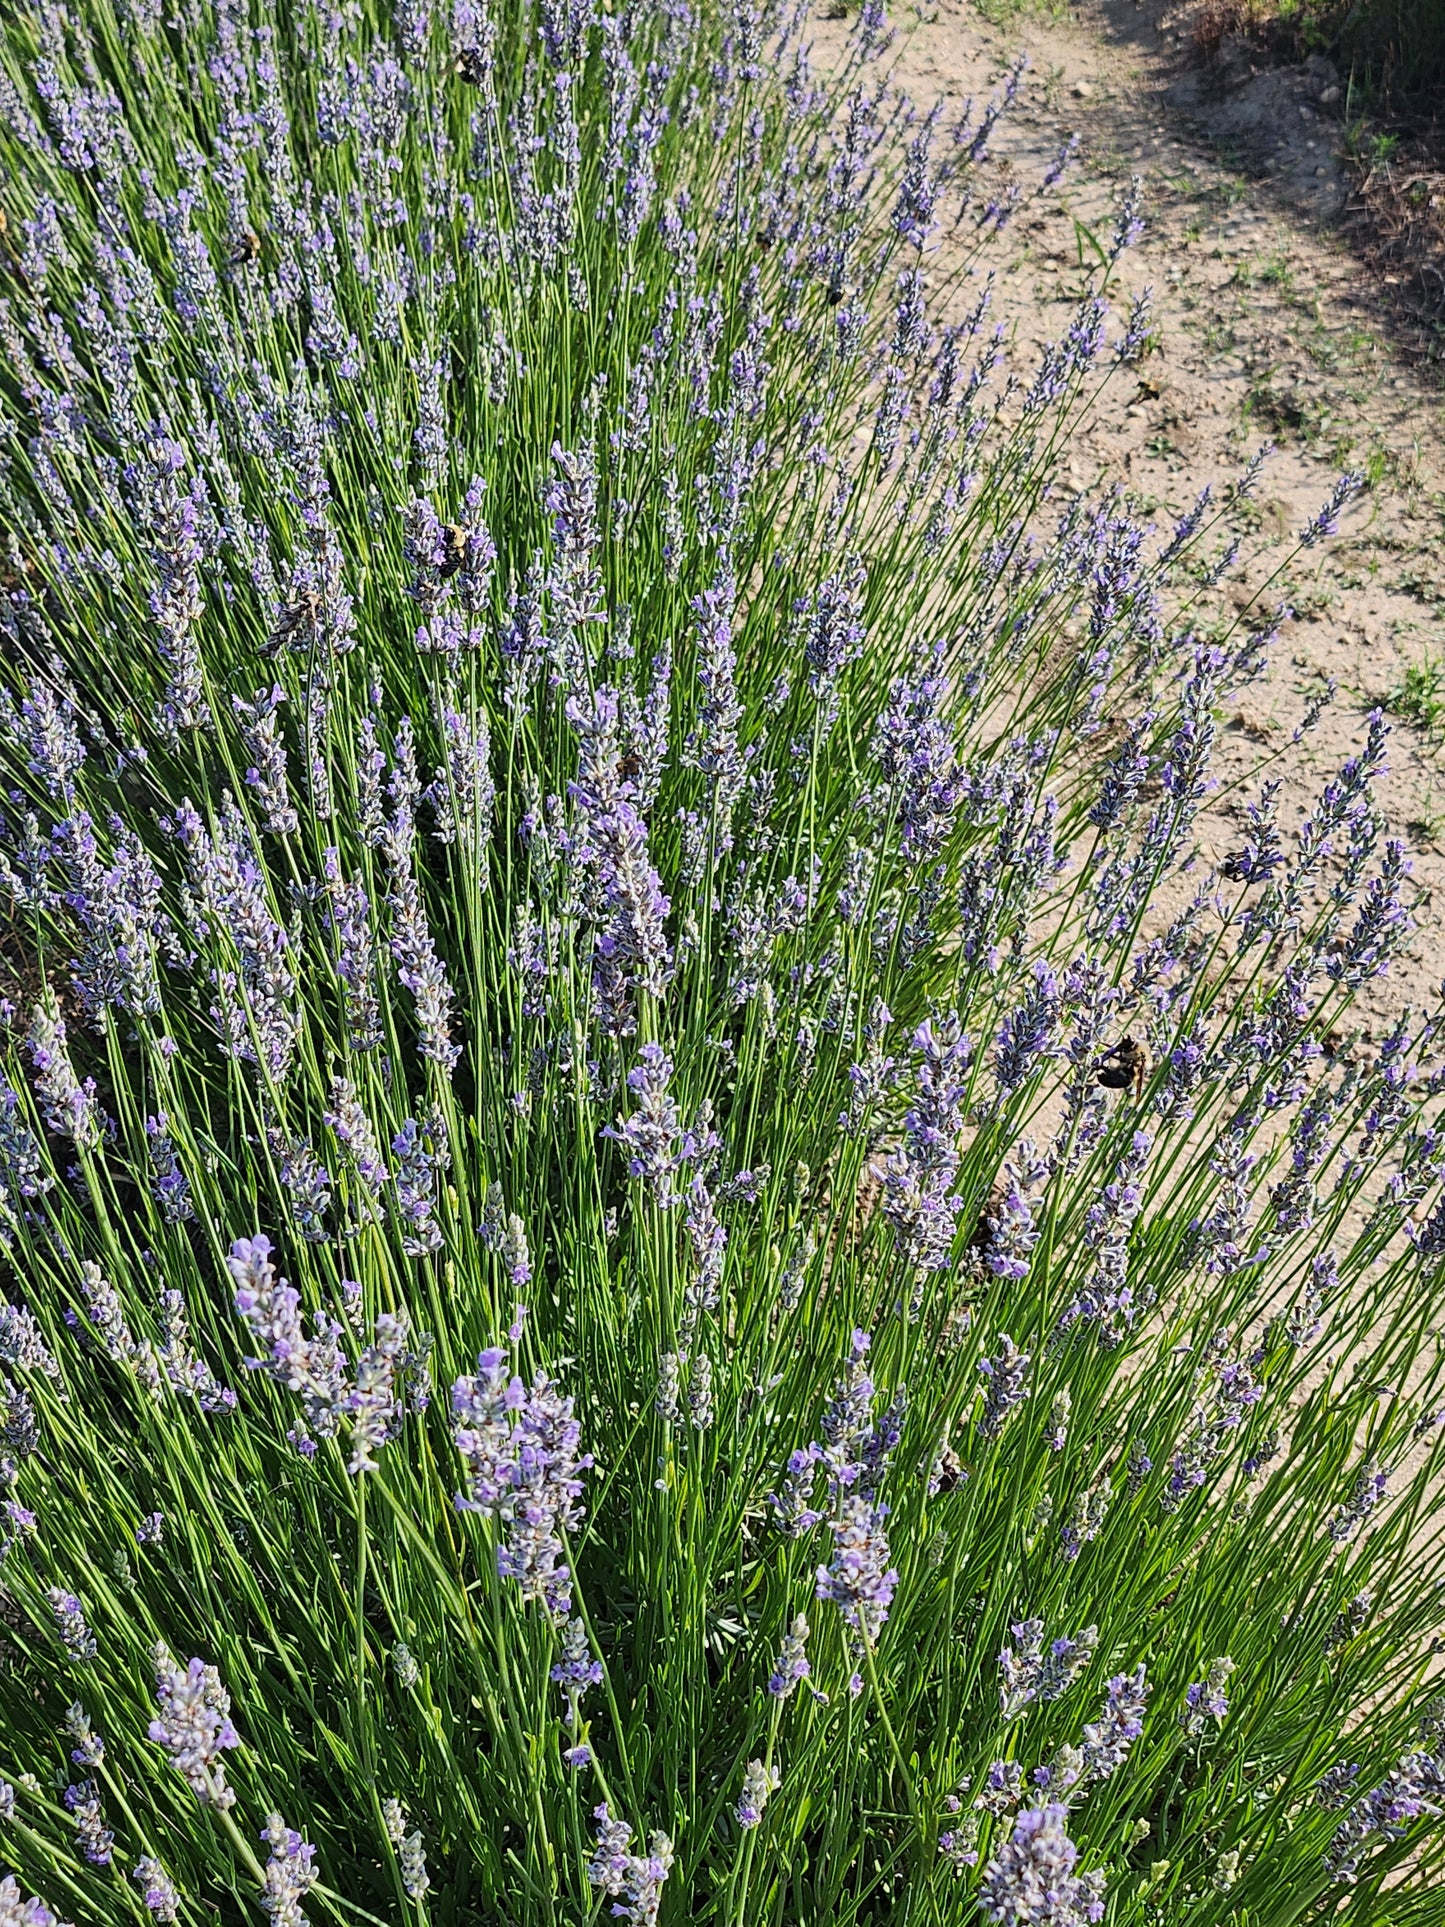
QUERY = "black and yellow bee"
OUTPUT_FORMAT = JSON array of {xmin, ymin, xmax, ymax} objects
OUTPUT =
[
  {"xmin": 1095, "ymin": 1036, "xmax": 1150, "ymax": 1100},
  {"xmin": 230, "ymin": 230, "xmax": 261, "ymax": 267}
]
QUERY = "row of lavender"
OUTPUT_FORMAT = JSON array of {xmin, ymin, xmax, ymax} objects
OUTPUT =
[{"xmin": 0, "ymin": 0, "xmax": 1440, "ymax": 1923}]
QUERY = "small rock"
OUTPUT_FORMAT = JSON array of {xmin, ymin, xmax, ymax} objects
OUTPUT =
[
  {"xmin": 1071, "ymin": 80, "xmax": 1093, "ymax": 99},
  {"xmin": 1315, "ymin": 165, "xmax": 1328, "ymax": 177},
  {"xmin": 1319, "ymin": 85, "xmax": 1340, "ymax": 105}
]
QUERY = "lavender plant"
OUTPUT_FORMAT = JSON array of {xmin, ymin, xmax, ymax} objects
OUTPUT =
[{"xmin": 0, "ymin": 2, "xmax": 1440, "ymax": 1925}]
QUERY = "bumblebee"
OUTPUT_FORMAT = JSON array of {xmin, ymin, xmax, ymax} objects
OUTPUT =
[
  {"xmin": 1095, "ymin": 1035, "xmax": 1150, "ymax": 1100},
  {"xmin": 931, "ymin": 1445, "xmax": 964, "ymax": 1494},
  {"xmin": 455, "ymin": 45, "xmax": 487, "ymax": 85},
  {"xmin": 266, "ymin": 590, "xmax": 319, "ymax": 657},
  {"xmin": 437, "ymin": 523, "xmax": 468, "ymax": 581},
  {"xmin": 230, "ymin": 230, "xmax": 261, "ymax": 267}
]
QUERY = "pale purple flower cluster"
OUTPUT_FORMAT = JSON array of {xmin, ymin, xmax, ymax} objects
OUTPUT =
[
  {"xmin": 63, "ymin": 1778, "xmax": 113, "ymax": 1864},
  {"xmin": 176, "ymin": 798, "xmax": 298, "ymax": 1080},
  {"xmin": 26, "ymin": 998, "xmax": 101, "ymax": 1149},
  {"xmin": 768, "ymin": 1613, "xmax": 812, "ymax": 1699},
  {"xmin": 1324, "ymin": 1744, "xmax": 1445, "ymax": 1883},
  {"xmin": 132, "ymin": 1858, "xmax": 180, "ymax": 1923},
  {"xmin": 1180, "ymin": 1656, "xmax": 1235, "ymax": 1737},
  {"xmin": 260, "ymin": 1816, "xmax": 317, "ymax": 1926},
  {"xmin": 816, "ymin": 1495, "xmax": 898, "ymax": 1650},
  {"xmin": 880, "ymin": 1016, "xmax": 970, "ymax": 1272},
  {"xmin": 565, "ymin": 686, "xmax": 672, "ymax": 1036},
  {"xmin": 48, "ymin": 1588, "xmax": 96, "ymax": 1662},
  {"xmin": 323, "ymin": 851, "xmax": 382, "ymax": 1052},
  {"xmin": 603, "ymin": 1043, "xmax": 685, "ymax": 1207},
  {"xmin": 977, "ymin": 1334, "xmax": 1031, "ymax": 1440},
  {"xmin": 998, "ymin": 1620, "xmax": 1099, "ymax": 1720},
  {"xmin": 0, "ymin": 1874, "xmax": 71, "ymax": 1927},
  {"xmin": 149, "ymin": 1644, "xmax": 239, "ymax": 1807},
  {"xmin": 144, "ymin": 1114, "xmax": 195, "ymax": 1223},
  {"xmin": 228, "ymin": 1234, "xmax": 349, "ymax": 1448},
  {"xmin": 0, "ymin": 1301, "xmax": 60, "ymax": 1382},
  {"xmin": 451, "ymin": 1344, "xmax": 593, "ymax": 1618},
  {"xmin": 978, "ymin": 1803, "xmax": 1106, "ymax": 1926},
  {"xmin": 1329, "ymin": 1461, "xmax": 1388, "ymax": 1544},
  {"xmin": 588, "ymin": 1805, "xmax": 675, "ymax": 1926},
  {"xmin": 157, "ymin": 1290, "xmax": 236, "ymax": 1413},
  {"xmin": 233, "ymin": 685, "xmax": 298, "ymax": 834},
  {"xmin": 1080, "ymin": 1665, "xmax": 1149, "ymax": 1780},
  {"xmin": 736, "ymin": 1758, "xmax": 781, "ymax": 1830},
  {"xmin": 65, "ymin": 1701, "xmax": 103, "ymax": 1766},
  {"xmin": 391, "ymin": 1113, "xmax": 449, "ymax": 1255}
]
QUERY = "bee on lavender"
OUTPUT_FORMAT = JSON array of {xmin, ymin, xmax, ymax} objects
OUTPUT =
[
  {"xmin": 1095, "ymin": 1036, "xmax": 1150, "ymax": 1101},
  {"xmin": 931, "ymin": 1444, "xmax": 965, "ymax": 1494},
  {"xmin": 437, "ymin": 525, "xmax": 468, "ymax": 581},
  {"xmin": 230, "ymin": 230, "xmax": 261, "ymax": 267},
  {"xmin": 455, "ymin": 46, "xmax": 486, "ymax": 84},
  {"xmin": 267, "ymin": 591, "xmax": 319, "ymax": 656}
]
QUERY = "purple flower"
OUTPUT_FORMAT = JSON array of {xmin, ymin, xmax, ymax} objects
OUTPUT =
[
  {"xmin": 232, "ymin": 685, "xmax": 297, "ymax": 833},
  {"xmin": 879, "ymin": 1016, "xmax": 970, "ymax": 1272},
  {"xmin": 1300, "ymin": 471, "xmax": 1364, "ymax": 548},
  {"xmin": 48, "ymin": 1588, "xmax": 96, "ymax": 1662},
  {"xmin": 977, "ymin": 1335, "xmax": 1031, "ymax": 1439},
  {"xmin": 227, "ymin": 1234, "xmax": 350, "ymax": 1447},
  {"xmin": 323, "ymin": 852, "xmax": 382, "ymax": 1052},
  {"xmin": 1081, "ymin": 1665, "xmax": 1149, "ymax": 1780},
  {"xmin": 551, "ymin": 1615, "xmax": 604, "ymax": 1713},
  {"xmin": 148, "ymin": 1645, "xmax": 239, "ymax": 1807},
  {"xmin": 176, "ymin": 798, "xmax": 298, "ymax": 1080},
  {"xmin": 603, "ymin": 1043, "xmax": 685, "ymax": 1207},
  {"xmin": 0, "ymin": 1875, "xmax": 63, "ymax": 1926},
  {"xmin": 26, "ymin": 997, "xmax": 101, "ymax": 1149},
  {"xmin": 768, "ymin": 1613, "xmax": 811, "ymax": 1699},
  {"xmin": 392, "ymin": 1114, "xmax": 449, "ymax": 1256},
  {"xmin": 451, "ymin": 1345, "xmax": 593, "ymax": 1619},
  {"xmin": 979, "ymin": 1803, "xmax": 1106, "ymax": 1925},
  {"xmin": 132, "ymin": 1857, "xmax": 181, "ymax": 1922},
  {"xmin": 736, "ymin": 1758, "xmax": 780, "ymax": 1831},
  {"xmin": 994, "ymin": 964, "xmax": 1062, "ymax": 1101},
  {"xmin": 815, "ymin": 1495, "xmax": 898, "ymax": 1647},
  {"xmin": 260, "ymin": 1815, "xmax": 317, "ymax": 1926},
  {"xmin": 64, "ymin": 1779, "xmax": 113, "ymax": 1864},
  {"xmin": 587, "ymin": 1804, "xmax": 675, "ymax": 1926}
]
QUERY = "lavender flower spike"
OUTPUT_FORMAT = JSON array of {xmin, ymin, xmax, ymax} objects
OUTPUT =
[
  {"xmin": 815, "ymin": 1495, "xmax": 898, "ymax": 1647},
  {"xmin": 132, "ymin": 1858, "xmax": 181, "ymax": 1922},
  {"xmin": 260, "ymin": 1816, "xmax": 317, "ymax": 1926},
  {"xmin": 227, "ymin": 1234, "xmax": 351, "ymax": 1448},
  {"xmin": 451, "ymin": 1344, "xmax": 593, "ymax": 1620},
  {"xmin": 149, "ymin": 1643, "xmax": 239, "ymax": 1807},
  {"xmin": 979, "ymin": 1803, "xmax": 1106, "ymax": 1926}
]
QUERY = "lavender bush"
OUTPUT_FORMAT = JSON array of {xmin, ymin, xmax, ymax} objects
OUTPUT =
[{"xmin": 0, "ymin": 2, "xmax": 1441, "ymax": 1923}]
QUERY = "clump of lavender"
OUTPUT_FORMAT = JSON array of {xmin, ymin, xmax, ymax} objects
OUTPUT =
[
  {"xmin": 0, "ymin": 1, "xmax": 1441, "ymax": 1920},
  {"xmin": 452, "ymin": 1345, "xmax": 593, "ymax": 1619},
  {"xmin": 260, "ymin": 1816, "xmax": 317, "ymax": 1926},
  {"xmin": 1180, "ymin": 1656, "xmax": 1236, "ymax": 1737},
  {"xmin": 978, "ymin": 1803, "xmax": 1106, "ymax": 1926},
  {"xmin": 588, "ymin": 1805, "xmax": 675, "ymax": 1926},
  {"xmin": 228, "ymin": 1235, "xmax": 350, "ymax": 1449},
  {"xmin": 148, "ymin": 1646, "xmax": 239, "ymax": 1808}
]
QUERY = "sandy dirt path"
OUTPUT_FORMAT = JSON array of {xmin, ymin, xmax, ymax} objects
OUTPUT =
[{"xmin": 815, "ymin": 0, "xmax": 1445, "ymax": 1043}]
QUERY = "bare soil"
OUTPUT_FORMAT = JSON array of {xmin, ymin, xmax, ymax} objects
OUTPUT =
[{"xmin": 815, "ymin": 0, "xmax": 1445, "ymax": 1045}]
